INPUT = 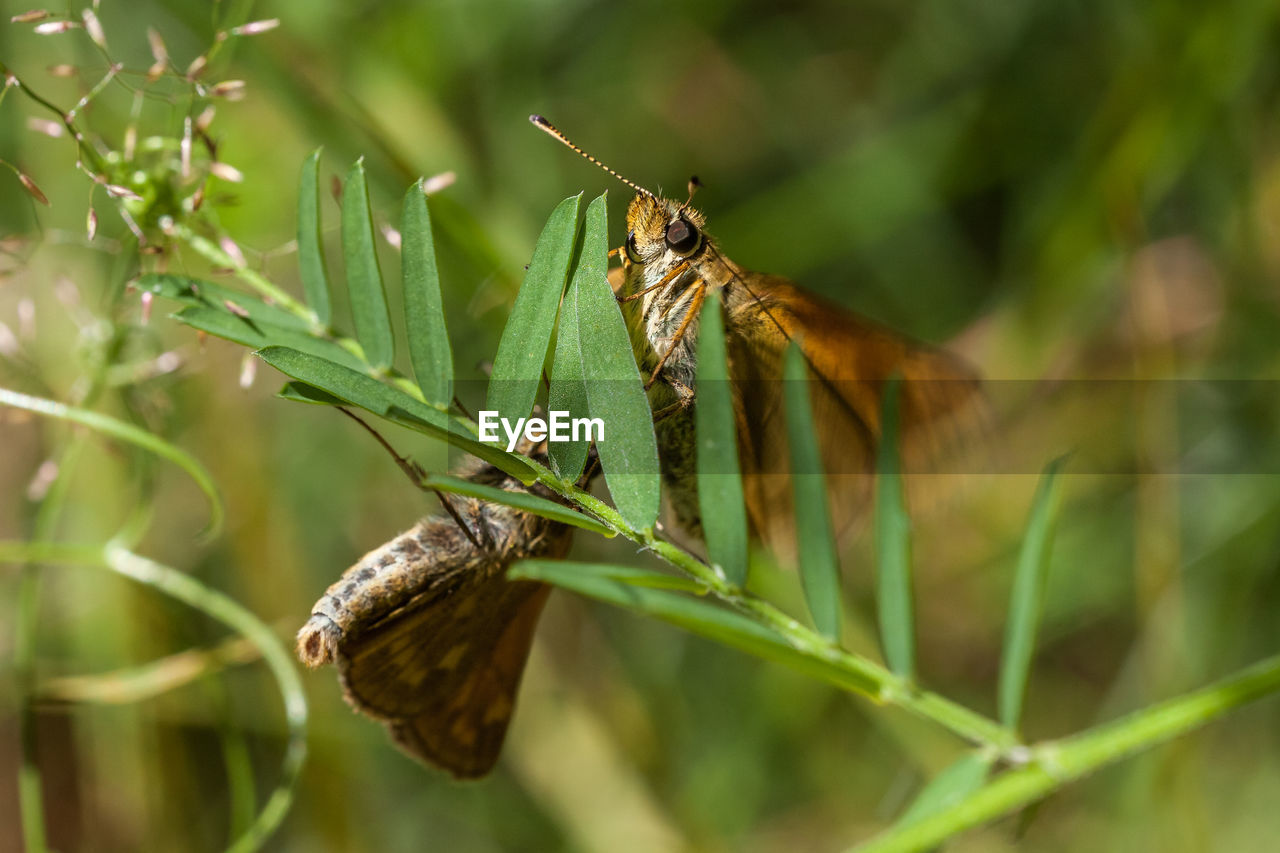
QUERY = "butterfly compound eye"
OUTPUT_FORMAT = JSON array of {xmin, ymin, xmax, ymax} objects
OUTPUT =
[
  {"xmin": 664, "ymin": 217, "xmax": 702, "ymax": 256},
  {"xmin": 625, "ymin": 230, "xmax": 644, "ymax": 264}
]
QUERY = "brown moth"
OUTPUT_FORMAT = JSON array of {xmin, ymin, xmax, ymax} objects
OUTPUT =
[{"xmin": 297, "ymin": 449, "xmax": 575, "ymax": 779}]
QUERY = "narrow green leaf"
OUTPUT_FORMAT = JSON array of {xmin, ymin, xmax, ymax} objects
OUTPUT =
[
  {"xmin": 895, "ymin": 752, "xmax": 994, "ymax": 827},
  {"xmin": 512, "ymin": 561, "xmax": 700, "ymax": 592},
  {"xmin": 546, "ymin": 226, "xmax": 589, "ymax": 481},
  {"xmin": 696, "ymin": 293, "xmax": 749, "ymax": 587},
  {"xmin": 296, "ymin": 148, "xmax": 331, "ymax": 325},
  {"xmin": 511, "ymin": 560, "xmax": 880, "ymax": 696},
  {"xmin": 487, "ymin": 194, "xmax": 581, "ymax": 421},
  {"xmin": 341, "ymin": 158, "xmax": 393, "ymax": 369},
  {"xmin": 875, "ymin": 376, "xmax": 914, "ymax": 678},
  {"xmin": 574, "ymin": 193, "xmax": 660, "ymax": 530},
  {"xmin": 421, "ymin": 473, "xmax": 612, "ymax": 536},
  {"xmin": 172, "ymin": 306, "xmax": 365, "ymax": 372},
  {"xmin": 401, "ymin": 182, "xmax": 453, "ymax": 405},
  {"xmin": 276, "ymin": 381, "xmax": 345, "ymax": 406},
  {"xmin": 255, "ymin": 346, "xmax": 536, "ymax": 483},
  {"xmin": 783, "ymin": 342, "xmax": 842, "ymax": 637},
  {"xmin": 998, "ymin": 456, "xmax": 1066, "ymax": 729},
  {"xmin": 140, "ymin": 274, "xmax": 308, "ymax": 331}
]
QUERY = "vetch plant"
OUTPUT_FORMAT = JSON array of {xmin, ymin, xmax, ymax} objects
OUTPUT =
[{"xmin": 1, "ymin": 8, "xmax": 1278, "ymax": 852}]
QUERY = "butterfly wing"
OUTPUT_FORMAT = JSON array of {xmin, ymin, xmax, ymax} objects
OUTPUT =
[
  {"xmin": 337, "ymin": 572, "xmax": 551, "ymax": 778},
  {"xmin": 723, "ymin": 272, "xmax": 986, "ymax": 557}
]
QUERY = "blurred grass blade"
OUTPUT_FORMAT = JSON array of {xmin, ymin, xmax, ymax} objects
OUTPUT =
[
  {"xmin": 487, "ymin": 194, "xmax": 581, "ymax": 421},
  {"xmin": 0, "ymin": 541, "xmax": 309, "ymax": 853},
  {"xmin": 696, "ymin": 292, "xmax": 748, "ymax": 587},
  {"xmin": 895, "ymin": 751, "xmax": 994, "ymax": 827},
  {"xmin": 255, "ymin": 346, "xmax": 536, "ymax": 483},
  {"xmin": 341, "ymin": 158, "xmax": 393, "ymax": 369},
  {"xmin": 547, "ymin": 226, "xmax": 589, "ymax": 481},
  {"xmin": 783, "ymin": 342, "xmax": 841, "ymax": 637},
  {"xmin": 422, "ymin": 473, "xmax": 612, "ymax": 535},
  {"xmin": 401, "ymin": 181, "xmax": 453, "ymax": 405},
  {"xmin": 141, "ymin": 273, "xmax": 309, "ymax": 330},
  {"xmin": 296, "ymin": 148, "xmax": 331, "ymax": 325},
  {"xmin": 998, "ymin": 456, "xmax": 1066, "ymax": 730},
  {"xmin": 37, "ymin": 636, "xmax": 258, "ymax": 705},
  {"xmin": 0, "ymin": 387, "xmax": 223, "ymax": 538},
  {"xmin": 172, "ymin": 306, "xmax": 365, "ymax": 372},
  {"xmin": 574, "ymin": 193, "xmax": 660, "ymax": 530},
  {"xmin": 512, "ymin": 560, "xmax": 880, "ymax": 696},
  {"xmin": 875, "ymin": 377, "xmax": 914, "ymax": 678},
  {"xmin": 98, "ymin": 546, "xmax": 307, "ymax": 853}
]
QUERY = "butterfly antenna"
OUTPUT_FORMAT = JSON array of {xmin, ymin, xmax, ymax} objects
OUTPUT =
[
  {"xmin": 676, "ymin": 174, "xmax": 703, "ymax": 215},
  {"xmin": 529, "ymin": 115, "xmax": 656, "ymax": 198}
]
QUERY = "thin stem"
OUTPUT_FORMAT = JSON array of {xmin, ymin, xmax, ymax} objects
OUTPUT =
[
  {"xmin": 849, "ymin": 652, "xmax": 1280, "ymax": 852},
  {"xmin": 517, "ymin": 456, "xmax": 1022, "ymax": 754},
  {"xmin": 0, "ymin": 63, "xmax": 109, "ymax": 175},
  {"xmin": 170, "ymin": 223, "xmax": 316, "ymax": 323}
]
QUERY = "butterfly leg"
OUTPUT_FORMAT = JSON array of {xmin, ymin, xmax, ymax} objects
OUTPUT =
[
  {"xmin": 652, "ymin": 379, "xmax": 695, "ymax": 424},
  {"xmin": 617, "ymin": 260, "xmax": 690, "ymax": 302}
]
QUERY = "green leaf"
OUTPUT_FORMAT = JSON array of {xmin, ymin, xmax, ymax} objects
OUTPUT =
[
  {"xmin": 255, "ymin": 346, "xmax": 536, "ymax": 483},
  {"xmin": 487, "ymin": 194, "xmax": 581, "ymax": 421},
  {"xmin": 511, "ymin": 560, "xmax": 879, "ymax": 696},
  {"xmin": 140, "ymin": 274, "xmax": 309, "ymax": 331},
  {"xmin": 276, "ymin": 381, "xmax": 345, "ymax": 406},
  {"xmin": 783, "ymin": 342, "xmax": 842, "ymax": 638},
  {"xmin": 574, "ymin": 193, "xmax": 660, "ymax": 530},
  {"xmin": 998, "ymin": 456, "xmax": 1066, "ymax": 730},
  {"xmin": 172, "ymin": 306, "xmax": 365, "ymax": 372},
  {"xmin": 421, "ymin": 473, "xmax": 612, "ymax": 536},
  {"xmin": 875, "ymin": 376, "xmax": 914, "ymax": 678},
  {"xmin": 696, "ymin": 292, "xmax": 749, "ymax": 587},
  {"xmin": 341, "ymin": 158, "xmax": 393, "ymax": 369},
  {"xmin": 546, "ymin": 226, "xmax": 590, "ymax": 481},
  {"xmin": 895, "ymin": 752, "xmax": 994, "ymax": 827},
  {"xmin": 296, "ymin": 148, "xmax": 331, "ymax": 325},
  {"xmin": 401, "ymin": 181, "xmax": 453, "ymax": 406}
]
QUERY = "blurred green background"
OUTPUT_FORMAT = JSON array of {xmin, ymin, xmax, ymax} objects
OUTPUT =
[{"xmin": 2, "ymin": 0, "xmax": 1280, "ymax": 850}]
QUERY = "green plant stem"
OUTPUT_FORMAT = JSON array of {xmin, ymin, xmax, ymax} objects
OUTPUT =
[
  {"xmin": 849, "ymin": 652, "xmax": 1280, "ymax": 853},
  {"xmin": 520, "ymin": 458, "xmax": 1021, "ymax": 754},
  {"xmin": 171, "ymin": 223, "xmax": 318, "ymax": 324},
  {"xmin": 0, "ymin": 63, "xmax": 109, "ymax": 175}
]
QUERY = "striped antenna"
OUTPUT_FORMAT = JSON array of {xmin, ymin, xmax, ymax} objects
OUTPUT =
[{"xmin": 529, "ymin": 115, "xmax": 656, "ymax": 198}]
